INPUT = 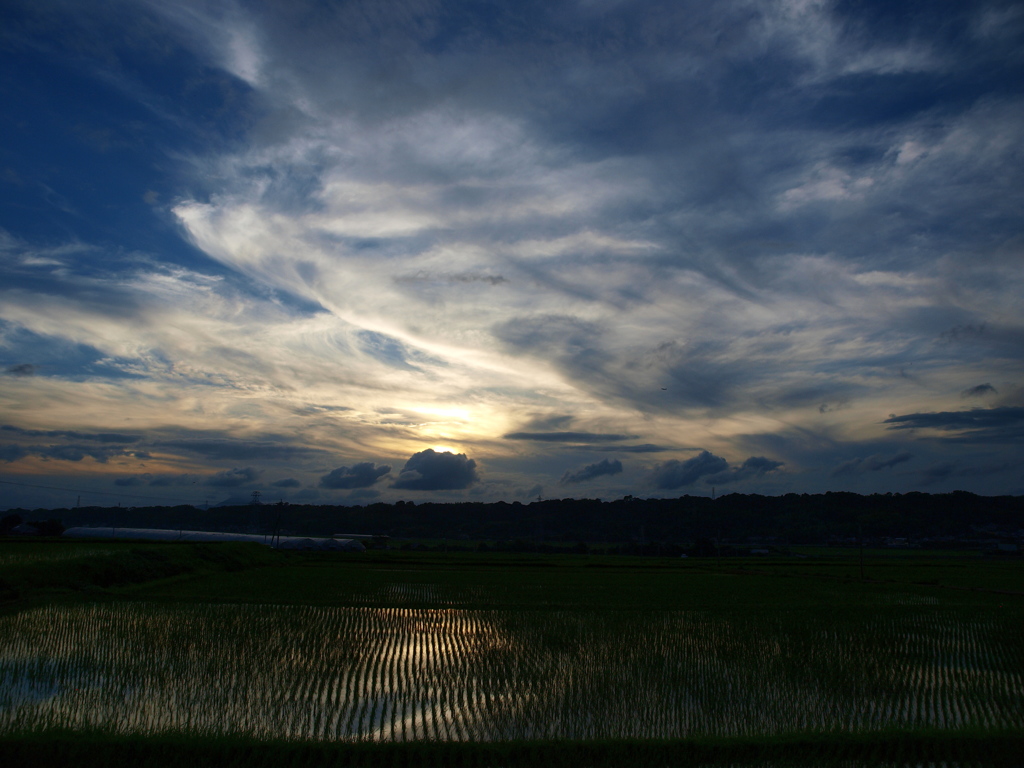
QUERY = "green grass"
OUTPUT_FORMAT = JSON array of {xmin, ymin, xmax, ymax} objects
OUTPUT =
[
  {"xmin": 0, "ymin": 540, "xmax": 286, "ymax": 604},
  {"xmin": 3, "ymin": 728, "xmax": 1023, "ymax": 767},
  {"xmin": 121, "ymin": 549, "xmax": 1023, "ymax": 610}
]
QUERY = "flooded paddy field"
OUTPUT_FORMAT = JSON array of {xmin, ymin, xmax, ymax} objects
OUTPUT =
[{"xmin": 0, "ymin": 548, "xmax": 1021, "ymax": 765}]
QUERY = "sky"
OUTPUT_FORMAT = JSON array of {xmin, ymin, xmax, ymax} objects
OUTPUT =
[{"xmin": 1, "ymin": 0, "xmax": 1023, "ymax": 510}]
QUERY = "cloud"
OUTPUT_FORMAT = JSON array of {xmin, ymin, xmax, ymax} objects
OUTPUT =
[
  {"xmin": 961, "ymin": 383, "xmax": 997, "ymax": 398},
  {"xmin": 703, "ymin": 455, "xmax": 785, "ymax": 485},
  {"xmin": 587, "ymin": 444, "xmax": 670, "ymax": 453},
  {"xmin": 649, "ymin": 451, "xmax": 729, "ymax": 490},
  {"xmin": 884, "ymin": 407, "xmax": 1024, "ymax": 442},
  {"xmin": 271, "ymin": 477, "xmax": 301, "ymax": 488},
  {"xmin": 205, "ymin": 467, "xmax": 261, "ymax": 487},
  {"xmin": 832, "ymin": 451, "xmax": 913, "ymax": 477},
  {"xmin": 392, "ymin": 449, "xmax": 478, "ymax": 491},
  {"xmin": 504, "ymin": 431, "xmax": 636, "ymax": 443},
  {"xmin": 2, "ymin": 425, "xmax": 141, "ymax": 443},
  {"xmin": 319, "ymin": 462, "xmax": 391, "ymax": 489},
  {"xmin": 1, "ymin": 442, "xmax": 142, "ymax": 464},
  {"xmin": 157, "ymin": 438, "xmax": 326, "ymax": 461},
  {"xmin": 561, "ymin": 458, "xmax": 623, "ymax": 484},
  {"xmin": 0, "ymin": 445, "xmax": 27, "ymax": 462},
  {"xmin": 4, "ymin": 364, "xmax": 35, "ymax": 376}
]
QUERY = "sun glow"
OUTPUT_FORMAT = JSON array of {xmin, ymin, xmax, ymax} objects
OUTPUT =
[{"xmin": 428, "ymin": 445, "xmax": 461, "ymax": 455}]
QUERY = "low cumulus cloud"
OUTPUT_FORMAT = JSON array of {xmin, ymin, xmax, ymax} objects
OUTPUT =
[
  {"xmin": 272, "ymin": 477, "xmax": 301, "ymax": 488},
  {"xmin": 832, "ymin": 452, "xmax": 913, "ymax": 477},
  {"xmin": 649, "ymin": 451, "xmax": 728, "ymax": 489},
  {"xmin": 4, "ymin": 364, "xmax": 35, "ymax": 376},
  {"xmin": 319, "ymin": 462, "xmax": 391, "ymax": 489},
  {"xmin": 561, "ymin": 458, "xmax": 623, "ymax": 484},
  {"xmin": 708, "ymin": 456, "xmax": 785, "ymax": 485},
  {"xmin": 392, "ymin": 449, "xmax": 478, "ymax": 491},
  {"xmin": 206, "ymin": 467, "xmax": 261, "ymax": 487}
]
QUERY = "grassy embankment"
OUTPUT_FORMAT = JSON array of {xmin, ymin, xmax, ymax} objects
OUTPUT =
[{"xmin": 0, "ymin": 538, "xmax": 285, "ymax": 606}]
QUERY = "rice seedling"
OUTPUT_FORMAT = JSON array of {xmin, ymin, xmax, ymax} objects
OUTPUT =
[{"xmin": 1, "ymin": 601, "xmax": 1020, "ymax": 743}]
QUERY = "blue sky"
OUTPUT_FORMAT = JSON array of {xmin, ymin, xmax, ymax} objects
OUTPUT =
[{"xmin": 2, "ymin": 0, "xmax": 1023, "ymax": 509}]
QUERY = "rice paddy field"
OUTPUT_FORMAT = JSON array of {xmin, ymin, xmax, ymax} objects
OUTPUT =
[{"xmin": 1, "ymin": 543, "xmax": 1022, "ymax": 766}]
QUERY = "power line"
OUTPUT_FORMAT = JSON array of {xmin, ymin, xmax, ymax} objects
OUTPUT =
[{"xmin": 0, "ymin": 478, "xmax": 203, "ymax": 505}]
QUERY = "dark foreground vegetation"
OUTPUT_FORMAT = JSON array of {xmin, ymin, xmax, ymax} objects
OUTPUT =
[{"xmin": 4, "ymin": 729, "xmax": 1023, "ymax": 767}]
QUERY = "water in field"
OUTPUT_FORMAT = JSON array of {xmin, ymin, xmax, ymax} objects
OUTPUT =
[{"xmin": 0, "ymin": 603, "xmax": 1021, "ymax": 740}]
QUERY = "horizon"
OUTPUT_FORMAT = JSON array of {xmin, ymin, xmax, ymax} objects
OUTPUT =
[{"xmin": 2, "ymin": 1, "xmax": 1023, "ymax": 509}]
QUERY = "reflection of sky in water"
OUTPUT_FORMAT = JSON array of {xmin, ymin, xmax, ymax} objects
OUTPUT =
[{"xmin": 0, "ymin": 604, "xmax": 1021, "ymax": 740}]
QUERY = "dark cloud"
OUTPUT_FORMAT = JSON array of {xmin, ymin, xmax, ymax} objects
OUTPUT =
[
  {"xmin": 0, "ymin": 445, "xmax": 28, "ymax": 462},
  {"xmin": 504, "ymin": 431, "xmax": 636, "ymax": 443},
  {"xmin": 20, "ymin": 444, "xmax": 139, "ymax": 463},
  {"xmin": 156, "ymin": 438, "xmax": 324, "ymax": 460},
  {"xmin": 206, "ymin": 467, "xmax": 261, "ymax": 487},
  {"xmin": 706, "ymin": 456, "xmax": 785, "ymax": 485},
  {"xmin": 493, "ymin": 315, "xmax": 611, "ymax": 387},
  {"xmin": 961, "ymin": 383, "xmax": 997, "ymax": 398},
  {"xmin": 587, "ymin": 444, "xmax": 670, "ymax": 453},
  {"xmin": 2, "ymin": 425, "xmax": 141, "ymax": 443},
  {"xmin": 271, "ymin": 477, "xmax": 301, "ymax": 488},
  {"xmin": 884, "ymin": 407, "xmax": 1024, "ymax": 442},
  {"xmin": 649, "ymin": 451, "xmax": 728, "ymax": 490},
  {"xmin": 561, "ymin": 458, "xmax": 623, "ymax": 484},
  {"xmin": 392, "ymin": 449, "xmax": 478, "ymax": 491},
  {"xmin": 319, "ymin": 462, "xmax": 391, "ymax": 489},
  {"xmin": 832, "ymin": 452, "xmax": 913, "ymax": 477},
  {"xmin": 114, "ymin": 476, "xmax": 145, "ymax": 487},
  {"xmin": 4, "ymin": 364, "xmax": 35, "ymax": 376},
  {"xmin": 38, "ymin": 445, "xmax": 87, "ymax": 462}
]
